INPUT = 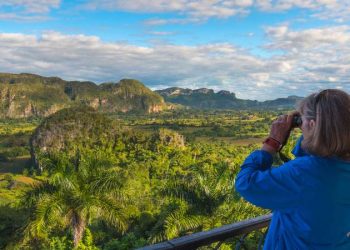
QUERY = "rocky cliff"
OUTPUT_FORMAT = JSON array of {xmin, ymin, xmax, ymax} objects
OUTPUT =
[
  {"xmin": 156, "ymin": 87, "xmax": 255, "ymax": 109},
  {"xmin": 0, "ymin": 73, "xmax": 165, "ymax": 118},
  {"xmin": 156, "ymin": 87, "xmax": 302, "ymax": 109}
]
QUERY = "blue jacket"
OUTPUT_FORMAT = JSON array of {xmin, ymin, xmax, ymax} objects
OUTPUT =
[{"xmin": 235, "ymin": 136, "xmax": 350, "ymax": 249}]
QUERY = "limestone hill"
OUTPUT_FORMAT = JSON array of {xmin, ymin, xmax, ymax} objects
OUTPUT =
[
  {"xmin": 156, "ymin": 87, "xmax": 302, "ymax": 109},
  {"xmin": 0, "ymin": 73, "xmax": 165, "ymax": 118}
]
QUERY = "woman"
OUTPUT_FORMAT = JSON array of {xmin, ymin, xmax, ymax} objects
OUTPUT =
[{"xmin": 235, "ymin": 89, "xmax": 350, "ymax": 249}]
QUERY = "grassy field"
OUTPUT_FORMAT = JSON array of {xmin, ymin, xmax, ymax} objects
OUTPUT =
[
  {"xmin": 0, "ymin": 173, "xmax": 36, "ymax": 205},
  {"xmin": 0, "ymin": 120, "xmax": 37, "ymax": 208},
  {"xmin": 0, "ymin": 121, "xmax": 37, "ymax": 135},
  {"xmin": 0, "ymin": 156, "xmax": 30, "ymax": 174},
  {"xmin": 194, "ymin": 136, "xmax": 264, "ymax": 145}
]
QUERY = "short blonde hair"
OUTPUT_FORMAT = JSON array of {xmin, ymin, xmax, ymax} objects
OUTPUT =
[{"xmin": 297, "ymin": 89, "xmax": 350, "ymax": 159}]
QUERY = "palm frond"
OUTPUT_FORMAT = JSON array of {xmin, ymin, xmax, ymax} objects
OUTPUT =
[
  {"xmin": 164, "ymin": 212, "xmax": 202, "ymax": 239},
  {"xmin": 21, "ymin": 181, "xmax": 57, "ymax": 208},
  {"xmin": 92, "ymin": 196, "xmax": 128, "ymax": 233},
  {"xmin": 50, "ymin": 172, "xmax": 76, "ymax": 191},
  {"xmin": 24, "ymin": 194, "xmax": 66, "ymax": 238},
  {"xmin": 162, "ymin": 178, "xmax": 201, "ymax": 205},
  {"xmin": 88, "ymin": 169, "xmax": 125, "ymax": 196}
]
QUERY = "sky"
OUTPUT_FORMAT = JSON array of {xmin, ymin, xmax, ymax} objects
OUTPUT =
[{"xmin": 1, "ymin": 0, "xmax": 350, "ymax": 100}]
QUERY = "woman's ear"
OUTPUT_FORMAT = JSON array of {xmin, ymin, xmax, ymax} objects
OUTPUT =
[{"xmin": 309, "ymin": 119, "xmax": 316, "ymax": 129}]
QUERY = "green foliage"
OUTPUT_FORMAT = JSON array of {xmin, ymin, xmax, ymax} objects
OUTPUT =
[
  {"xmin": 21, "ymin": 147, "xmax": 128, "ymax": 248},
  {"xmin": 156, "ymin": 128, "xmax": 185, "ymax": 148},
  {"xmin": 103, "ymin": 233, "xmax": 147, "ymax": 250},
  {"xmin": 0, "ymin": 108, "xmax": 300, "ymax": 249},
  {"xmin": 48, "ymin": 236, "xmax": 73, "ymax": 250},
  {"xmin": 157, "ymin": 87, "xmax": 301, "ymax": 110},
  {"xmin": 30, "ymin": 106, "xmax": 122, "ymax": 170},
  {"xmin": 0, "ymin": 204, "xmax": 29, "ymax": 249},
  {"xmin": 22, "ymin": 169, "xmax": 30, "ymax": 176},
  {"xmin": 76, "ymin": 229, "xmax": 99, "ymax": 250},
  {"xmin": 0, "ymin": 73, "xmax": 165, "ymax": 118},
  {"xmin": 4, "ymin": 174, "xmax": 13, "ymax": 182}
]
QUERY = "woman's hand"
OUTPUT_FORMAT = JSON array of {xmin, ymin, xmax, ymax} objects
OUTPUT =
[
  {"xmin": 269, "ymin": 114, "xmax": 294, "ymax": 145},
  {"xmin": 262, "ymin": 112, "xmax": 298, "ymax": 155}
]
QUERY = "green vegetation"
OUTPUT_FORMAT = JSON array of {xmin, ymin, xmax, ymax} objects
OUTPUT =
[
  {"xmin": 0, "ymin": 107, "xmax": 299, "ymax": 249},
  {"xmin": 0, "ymin": 73, "xmax": 165, "ymax": 118},
  {"xmin": 22, "ymin": 148, "xmax": 127, "ymax": 248},
  {"xmin": 156, "ymin": 87, "xmax": 302, "ymax": 109}
]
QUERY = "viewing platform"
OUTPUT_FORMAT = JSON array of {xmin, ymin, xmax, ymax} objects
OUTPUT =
[{"xmin": 138, "ymin": 213, "xmax": 272, "ymax": 250}]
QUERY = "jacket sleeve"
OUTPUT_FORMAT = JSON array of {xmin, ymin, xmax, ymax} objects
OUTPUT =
[{"xmin": 235, "ymin": 150, "xmax": 306, "ymax": 210}]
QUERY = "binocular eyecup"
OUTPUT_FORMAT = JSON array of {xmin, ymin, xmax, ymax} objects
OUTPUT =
[{"xmin": 292, "ymin": 115, "xmax": 302, "ymax": 128}]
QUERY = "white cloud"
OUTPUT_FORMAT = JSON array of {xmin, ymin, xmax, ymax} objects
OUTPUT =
[
  {"xmin": 263, "ymin": 24, "xmax": 350, "ymax": 94},
  {"xmin": 0, "ymin": 12, "xmax": 50, "ymax": 21},
  {"xmin": 147, "ymin": 31, "xmax": 175, "ymax": 36},
  {"xmin": 143, "ymin": 17, "xmax": 200, "ymax": 26},
  {"xmin": 1, "ymin": 0, "xmax": 349, "ymax": 23},
  {"xmin": 256, "ymin": 0, "xmax": 333, "ymax": 11},
  {"xmin": 83, "ymin": 0, "xmax": 350, "ymax": 24},
  {"xmin": 1, "ymin": 26, "xmax": 350, "ymax": 100},
  {"xmin": 84, "ymin": 0, "xmax": 253, "ymax": 23},
  {"xmin": 328, "ymin": 76, "xmax": 337, "ymax": 82},
  {"xmin": 0, "ymin": 0, "xmax": 61, "ymax": 13},
  {"xmin": 0, "ymin": 31, "xmax": 269, "ymax": 99},
  {"xmin": 0, "ymin": 0, "xmax": 60, "ymax": 20},
  {"xmin": 265, "ymin": 25, "xmax": 350, "ymax": 51}
]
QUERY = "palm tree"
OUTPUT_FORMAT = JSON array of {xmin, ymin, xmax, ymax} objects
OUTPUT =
[
  {"xmin": 148, "ymin": 161, "xmax": 236, "ymax": 243},
  {"xmin": 164, "ymin": 161, "xmax": 236, "ymax": 216},
  {"xmin": 22, "ymin": 148, "xmax": 128, "ymax": 247}
]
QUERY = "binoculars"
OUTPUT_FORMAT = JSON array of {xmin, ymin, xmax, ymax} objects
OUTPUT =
[{"xmin": 292, "ymin": 115, "xmax": 302, "ymax": 128}]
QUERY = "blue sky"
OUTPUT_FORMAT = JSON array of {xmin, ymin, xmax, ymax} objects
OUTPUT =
[{"xmin": 1, "ymin": 0, "xmax": 350, "ymax": 100}]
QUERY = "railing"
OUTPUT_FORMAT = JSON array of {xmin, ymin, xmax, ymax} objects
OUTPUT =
[{"xmin": 138, "ymin": 213, "xmax": 272, "ymax": 250}]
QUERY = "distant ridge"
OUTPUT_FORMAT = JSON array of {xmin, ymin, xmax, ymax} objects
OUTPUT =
[
  {"xmin": 0, "ymin": 73, "xmax": 165, "ymax": 118},
  {"xmin": 0, "ymin": 72, "xmax": 303, "ymax": 118},
  {"xmin": 156, "ymin": 87, "xmax": 303, "ymax": 109}
]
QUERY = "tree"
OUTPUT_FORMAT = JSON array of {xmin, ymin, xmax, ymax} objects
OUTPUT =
[
  {"xmin": 164, "ymin": 161, "xmax": 236, "ymax": 216},
  {"xmin": 22, "ymin": 148, "xmax": 128, "ymax": 248},
  {"xmin": 147, "ymin": 161, "xmax": 237, "ymax": 242}
]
